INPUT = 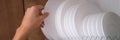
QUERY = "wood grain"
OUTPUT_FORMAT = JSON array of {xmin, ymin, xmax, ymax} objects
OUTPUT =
[
  {"xmin": 24, "ymin": 0, "xmax": 48, "ymax": 40},
  {"xmin": 0, "ymin": 0, "xmax": 9, "ymax": 40},
  {"xmin": 0, "ymin": 0, "xmax": 24, "ymax": 40}
]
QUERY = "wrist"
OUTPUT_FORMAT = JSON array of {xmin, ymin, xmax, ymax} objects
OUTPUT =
[
  {"xmin": 17, "ymin": 25, "xmax": 31, "ymax": 33},
  {"xmin": 13, "ymin": 25, "xmax": 30, "ymax": 40}
]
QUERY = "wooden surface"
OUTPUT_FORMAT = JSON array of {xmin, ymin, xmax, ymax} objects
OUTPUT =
[
  {"xmin": 0, "ymin": 0, "xmax": 48, "ymax": 40},
  {"xmin": 0, "ymin": 0, "xmax": 24, "ymax": 40}
]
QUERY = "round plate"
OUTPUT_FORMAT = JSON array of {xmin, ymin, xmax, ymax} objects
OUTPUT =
[
  {"xmin": 42, "ymin": 0, "xmax": 66, "ymax": 39},
  {"xmin": 103, "ymin": 12, "xmax": 120, "ymax": 38},
  {"xmin": 74, "ymin": 0, "xmax": 101, "ymax": 38}
]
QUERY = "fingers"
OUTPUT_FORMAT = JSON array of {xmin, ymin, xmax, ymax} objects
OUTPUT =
[
  {"xmin": 40, "ymin": 12, "xmax": 49, "ymax": 21},
  {"xmin": 30, "ymin": 5, "xmax": 44, "ymax": 10},
  {"xmin": 39, "ymin": 13, "xmax": 49, "ymax": 28},
  {"xmin": 26, "ymin": 5, "xmax": 44, "ymax": 16},
  {"xmin": 40, "ymin": 21, "xmax": 45, "ymax": 28},
  {"xmin": 29, "ymin": 5, "xmax": 49, "ymax": 20}
]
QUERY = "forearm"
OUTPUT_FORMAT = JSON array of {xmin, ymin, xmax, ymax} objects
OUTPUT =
[{"xmin": 13, "ymin": 25, "xmax": 30, "ymax": 40}]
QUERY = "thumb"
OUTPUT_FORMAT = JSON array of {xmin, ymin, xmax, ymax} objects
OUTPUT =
[{"xmin": 39, "ymin": 12, "xmax": 49, "ymax": 21}]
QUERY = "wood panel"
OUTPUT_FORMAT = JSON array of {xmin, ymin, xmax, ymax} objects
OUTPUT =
[
  {"xmin": 0, "ymin": 0, "xmax": 24, "ymax": 40},
  {"xmin": 24, "ymin": 0, "xmax": 48, "ymax": 40},
  {"xmin": 0, "ymin": 0, "xmax": 9, "ymax": 40}
]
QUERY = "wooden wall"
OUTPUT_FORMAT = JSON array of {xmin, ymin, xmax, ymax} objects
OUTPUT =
[{"xmin": 0, "ymin": 0, "xmax": 47, "ymax": 40}]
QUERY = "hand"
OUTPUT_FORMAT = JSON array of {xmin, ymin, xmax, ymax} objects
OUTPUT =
[
  {"xmin": 13, "ymin": 5, "xmax": 49, "ymax": 40},
  {"xmin": 21, "ymin": 5, "xmax": 49, "ymax": 30}
]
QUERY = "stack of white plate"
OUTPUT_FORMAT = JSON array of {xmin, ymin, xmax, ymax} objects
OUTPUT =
[
  {"xmin": 42, "ymin": 0, "xmax": 120, "ymax": 40},
  {"xmin": 81, "ymin": 12, "xmax": 120, "ymax": 40}
]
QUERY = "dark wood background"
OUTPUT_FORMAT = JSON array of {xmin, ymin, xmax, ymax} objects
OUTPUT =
[{"xmin": 0, "ymin": 0, "xmax": 48, "ymax": 40}]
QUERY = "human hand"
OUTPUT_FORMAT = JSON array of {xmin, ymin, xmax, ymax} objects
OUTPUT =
[
  {"xmin": 13, "ymin": 5, "xmax": 49, "ymax": 40},
  {"xmin": 19, "ymin": 5, "xmax": 49, "ymax": 31}
]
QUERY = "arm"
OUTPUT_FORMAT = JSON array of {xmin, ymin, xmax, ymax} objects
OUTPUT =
[{"xmin": 13, "ymin": 5, "xmax": 49, "ymax": 40}]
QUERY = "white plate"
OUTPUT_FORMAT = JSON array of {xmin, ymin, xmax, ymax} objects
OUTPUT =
[
  {"xmin": 42, "ymin": 0, "xmax": 66, "ymax": 39},
  {"xmin": 82, "ymin": 16, "xmax": 89, "ymax": 37},
  {"xmin": 55, "ymin": 0, "xmax": 69, "ymax": 39},
  {"xmin": 102, "ymin": 12, "xmax": 120, "ymax": 37},
  {"xmin": 64, "ymin": 5, "xmax": 75, "ymax": 39},
  {"xmin": 90, "ymin": 14, "xmax": 98, "ymax": 37},
  {"xmin": 57, "ymin": 0, "xmax": 81, "ymax": 39},
  {"xmin": 96, "ymin": 13, "xmax": 105, "ymax": 37},
  {"xmin": 69, "ymin": 5, "xmax": 80, "ymax": 40},
  {"xmin": 74, "ymin": 0, "xmax": 102, "ymax": 37},
  {"xmin": 87, "ymin": 14, "xmax": 96, "ymax": 37},
  {"xmin": 63, "ymin": 4, "xmax": 80, "ymax": 40}
]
